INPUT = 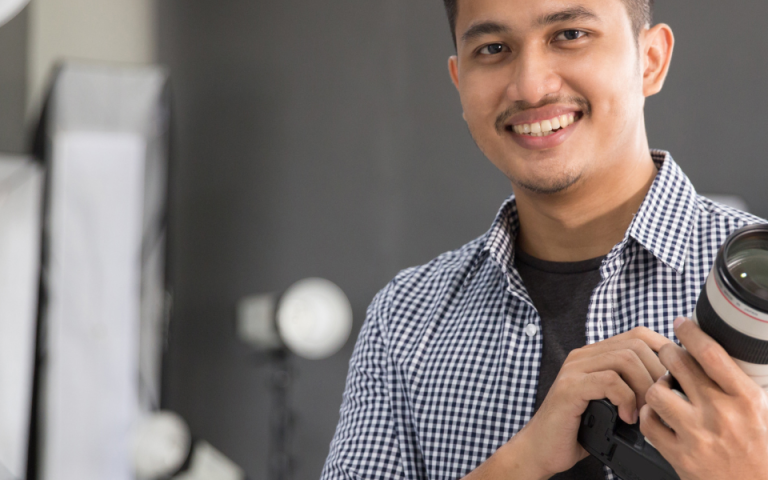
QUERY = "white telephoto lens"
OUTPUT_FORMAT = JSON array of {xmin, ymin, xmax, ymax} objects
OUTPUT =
[
  {"xmin": 276, "ymin": 278, "xmax": 353, "ymax": 360},
  {"xmin": 693, "ymin": 224, "xmax": 768, "ymax": 392}
]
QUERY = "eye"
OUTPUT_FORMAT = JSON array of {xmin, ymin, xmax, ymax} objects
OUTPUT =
[
  {"xmin": 478, "ymin": 43, "xmax": 507, "ymax": 55},
  {"xmin": 554, "ymin": 30, "xmax": 587, "ymax": 42}
]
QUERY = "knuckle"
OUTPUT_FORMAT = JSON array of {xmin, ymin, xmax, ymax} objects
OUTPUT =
[
  {"xmin": 669, "ymin": 354, "xmax": 689, "ymax": 375},
  {"xmin": 617, "ymin": 348, "xmax": 637, "ymax": 362},
  {"xmin": 564, "ymin": 349, "xmax": 581, "ymax": 363},
  {"xmin": 658, "ymin": 342, "xmax": 676, "ymax": 357},
  {"xmin": 603, "ymin": 349, "xmax": 622, "ymax": 363},
  {"xmin": 632, "ymin": 326, "xmax": 653, "ymax": 341},
  {"xmin": 645, "ymin": 383, "xmax": 660, "ymax": 404},
  {"xmin": 608, "ymin": 348, "xmax": 639, "ymax": 368},
  {"xmin": 694, "ymin": 434, "xmax": 715, "ymax": 458},
  {"xmin": 699, "ymin": 343, "xmax": 722, "ymax": 365},
  {"xmin": 634, "ymin": 326, "xmax": 652, "ymax": 336},
  {"xmin": 645, "ymin": 386, "xmax": 672, "ymax": 416},
  {"xmin": 742, "ymin": 391, "xmax": 765, "ymax": 414},
  {"xmin": 659, "ymin": 346, "xmax": 686, "ymax": 372},
  {"xmin": 605, "ymin": 370, "xmax": 622, "ymax": 385},
  {"xmin": 629, "ymin": 338, "xmax": 647, "ymax": 352},
  {"xmin": 554, "ymin": 372, "xmax": 575, "ymax": 390},
  {"xmin": 718, "ymin": 408, "xmax": 741, "ymax": 431},
  {"xmin": 593, "ymin": 370, "xmax": 620, "ymax": 387},
  {"xmin": 659, "ymin": 403, "xmax": 677, "ymax": 425}
]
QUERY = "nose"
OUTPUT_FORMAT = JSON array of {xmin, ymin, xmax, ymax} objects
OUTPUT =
[{"xmin": 506, "ymin": 46, "xmax": 562, "ymax": 105}]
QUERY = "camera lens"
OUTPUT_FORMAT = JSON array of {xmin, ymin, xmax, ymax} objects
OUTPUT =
[
  {"xmin": 694, "ymin": 225, "xmax": 768, "ymax": 383},
  {"xmin": 719, "ymin": 227, "xmax": 768, "ymax": 314},
  {"xmin": 726, "ymin": 236, "xmax": 768, "ymax": 304}
]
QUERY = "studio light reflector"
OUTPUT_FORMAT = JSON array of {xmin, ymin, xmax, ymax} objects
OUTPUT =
[
  {"xmin": 133, "ymin": 412, "xmax": 191, "ymax": 479},
  {"xmin": 133, "ymin": 411, "xmax": 245, "ymax": 480},
  {"xmin": 277, "ymin": 278, "xmax": 353, "ymax": 359},
  {"xmin": 0, "ymin": 0, "xmax": 28, "ymax": 27},
  {"xmin": 237, "ymin": 278, "xmax": 353, "ymax": 359}
]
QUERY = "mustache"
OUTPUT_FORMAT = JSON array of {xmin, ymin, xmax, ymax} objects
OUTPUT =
[{"xmin": 495, "ymin": 96, "xmax": 592, "ymax": 134}]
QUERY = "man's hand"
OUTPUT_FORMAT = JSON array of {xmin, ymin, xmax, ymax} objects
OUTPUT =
[
  {"xmin": 640, "ymin": 317, "xmax": 768, "ymax": 480},
  {"xmin": 512, "ymin": 326, "xmax": 673, "ymax": 478}
]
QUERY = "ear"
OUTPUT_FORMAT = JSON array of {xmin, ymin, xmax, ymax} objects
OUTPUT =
[
  {"xmin": 641, "ymin": 24, "xmax": 675, "ymax": 97},
  {"xmin": 448, "ymin": 55, "xmax": 460, "ymax": 90},
  {"xmin": 448, "ymin": 56, "xmax": 468, "ymax": 121}
]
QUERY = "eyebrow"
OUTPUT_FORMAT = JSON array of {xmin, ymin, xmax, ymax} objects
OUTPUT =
[
  {"xmin": 461, "ymin": 21, "xmax": 511, "ymax": 44},
  {"xmin": 537, "ymin": 6, "xmax": 599, "ymax": 26},
  {"xmin": 460, "ymin": 6, "xmax": 600, "ymax": 45}
]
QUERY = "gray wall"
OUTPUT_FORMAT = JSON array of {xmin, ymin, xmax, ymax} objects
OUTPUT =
[
  {"xmin": 0, "ymin": 7, "xmax": 28, "ymax": 154},
  {"xmin": 647, "ymin": 2, "xmax": 768, "ymax": 213},
  {"xmin": 158, "ymin": 2, "xmax": 768, "ymax": 480}
]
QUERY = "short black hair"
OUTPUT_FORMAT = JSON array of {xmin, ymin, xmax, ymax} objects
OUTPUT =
[{"xmin": 442, "ymin": 0, "xmax": 654, "ymax": 46}]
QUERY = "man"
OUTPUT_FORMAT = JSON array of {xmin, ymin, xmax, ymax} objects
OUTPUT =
[{"xmin": 322, "ymin": 0, "xmax": 768, "ymax": 479}]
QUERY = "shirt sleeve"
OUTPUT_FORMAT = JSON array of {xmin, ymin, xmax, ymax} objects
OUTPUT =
[{"xmin": 320, "ymin": 281, "xmax": 406, "ymax": 480}]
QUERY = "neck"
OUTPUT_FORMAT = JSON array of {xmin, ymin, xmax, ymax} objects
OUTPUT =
[{"xmin": 514, "ymin": 147, "xmax": 658, "ymax": 263}]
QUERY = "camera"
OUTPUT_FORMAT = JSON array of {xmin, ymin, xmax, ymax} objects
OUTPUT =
[{"xmin": 578, "ymin": 224, "xmax": 768, "ymax": 480}]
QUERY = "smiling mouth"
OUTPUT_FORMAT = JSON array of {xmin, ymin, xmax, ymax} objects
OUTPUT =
[{"xmin": 507, "ymin": 112, "xmax": 583, "ymax": 137}]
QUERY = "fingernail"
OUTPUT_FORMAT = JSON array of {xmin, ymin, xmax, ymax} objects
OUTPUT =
[{"xmin": 673, "ymin": 317, "xmax": 687, "ymax": 329}]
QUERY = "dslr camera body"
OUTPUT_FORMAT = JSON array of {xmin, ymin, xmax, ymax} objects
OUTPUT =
[{"xmin": 578, "ymin": 224, "xmax": 768, "ymax": 480}]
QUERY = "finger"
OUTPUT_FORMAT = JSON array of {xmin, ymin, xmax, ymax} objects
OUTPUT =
[
  {"xmin": 644, "ymin": 374, "xmax": 695, "ymax": 434},
  {"xmin": 577, "ymin": 349, "xmax": 656, "ymax": 409},
  {"xmin": 577, "ymin": 338, "xmax": 668, "ymax": 380},
  {"xmin": 674, "ymin": 317, "xmax": 753, "ymax": 396},
  {"xmin": 580, "ymin": 370, "xmax": 638, "ymax": 424},
  {"xmin": 639, "ymin": 404, "xmax": 677, "ymax": 455},
  {"xmin": 658, "ymin": 341, "xmax": 720, "ymax": 405},
  {"xmin": 623, "ymin": 326, "xmax": 675, "ymax": 353}
]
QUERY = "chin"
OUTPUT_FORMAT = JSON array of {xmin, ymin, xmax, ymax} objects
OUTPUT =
[{"xmin": 511, "ymin": 171, "xmax": 583, "ymax": 195}]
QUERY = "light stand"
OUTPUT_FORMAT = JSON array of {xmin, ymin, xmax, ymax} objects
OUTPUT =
[
  {"xmin": 268, "ymin": 349, "xmax": 293, "ymax": 480},
  {"xmin": 237, "ymin": 277, "xmax": 353, "ymax": 480}
]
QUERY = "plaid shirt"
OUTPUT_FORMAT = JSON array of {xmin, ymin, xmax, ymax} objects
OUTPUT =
[{"xmin": 321, "ymin": 151, "xmax": 764, "ymax": 480}]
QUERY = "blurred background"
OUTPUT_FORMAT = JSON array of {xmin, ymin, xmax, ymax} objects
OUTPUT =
[{"xmin": 2, "ymin": 1, "xmax": 768, "ymax": 480}]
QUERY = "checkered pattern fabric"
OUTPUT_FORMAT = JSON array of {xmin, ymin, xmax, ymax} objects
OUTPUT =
[{"xmin": 321, "ymin": 151, "xmax": 764, "ymax": 480}]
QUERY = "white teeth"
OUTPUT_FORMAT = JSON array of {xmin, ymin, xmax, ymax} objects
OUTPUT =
[{"xmin": 512, "ymin": 113, "xmax": 579, "ymax": 137}]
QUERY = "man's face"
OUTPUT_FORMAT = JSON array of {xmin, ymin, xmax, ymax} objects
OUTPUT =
[{"xmin": 449, "ymin": 0, "xmax": 648, "ymax": 194}]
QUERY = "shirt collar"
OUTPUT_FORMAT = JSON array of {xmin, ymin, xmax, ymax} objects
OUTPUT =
[
  {"xmin": 483, "ymin": 194, "xmax": 518, "ymax": 276},
  {"xmin": 482, "ymin": 150, "xmax": 697, "ymax": 277},
  {"xmin": 625, "ymin": 150, "xmax": 697, "ymax": 274}
]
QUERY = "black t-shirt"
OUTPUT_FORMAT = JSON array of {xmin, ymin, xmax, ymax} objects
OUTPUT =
[{"xmin": 514, "ymin": 249, "xmax": 606, "ymax": 480}]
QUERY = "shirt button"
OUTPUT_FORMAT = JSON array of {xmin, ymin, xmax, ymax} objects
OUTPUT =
[{"xmin": 525, "ymin": 324, "xmax": 539, "ymax": 337}]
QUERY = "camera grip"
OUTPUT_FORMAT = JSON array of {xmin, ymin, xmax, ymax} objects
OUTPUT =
[{"xmin": 577, "ymin": 399, "xmax": 680, "ymax": 480}]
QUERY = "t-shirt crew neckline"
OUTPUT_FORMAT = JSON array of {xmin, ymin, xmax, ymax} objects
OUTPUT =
[{"xmin": 514, "ymin": 248, "xmax": 606, "ymax": 274}]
